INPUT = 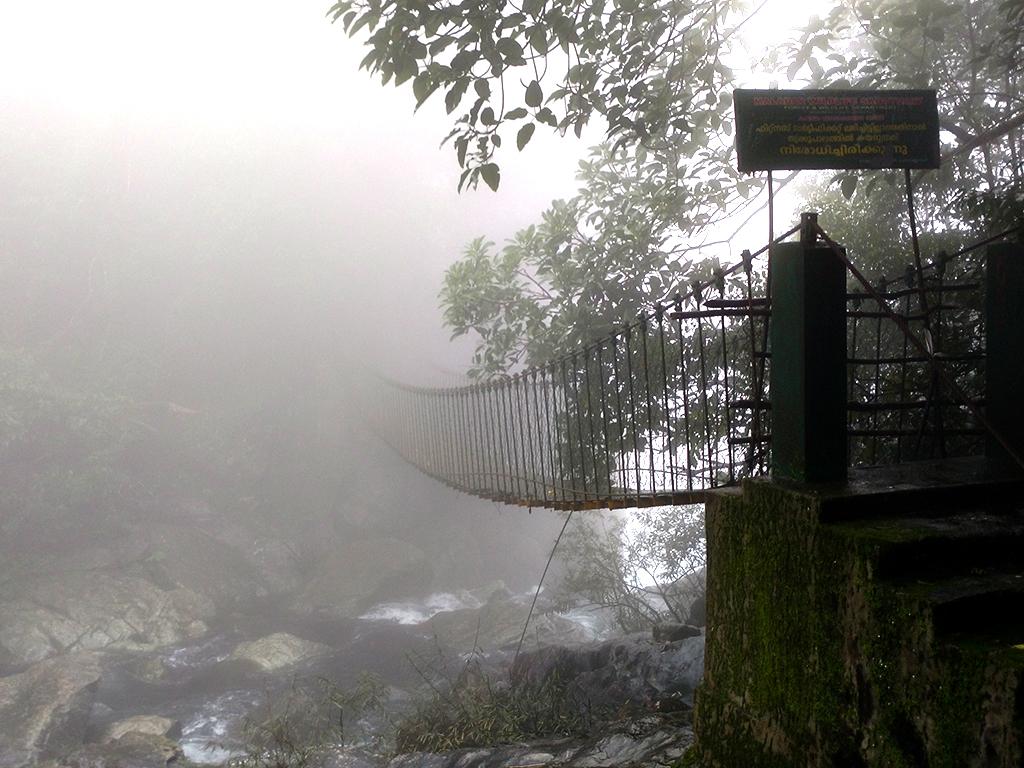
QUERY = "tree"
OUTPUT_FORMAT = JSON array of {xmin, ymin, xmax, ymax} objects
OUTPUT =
[
  {"xmin": 557, "ymin": 506, "xmax": 706, "ymax": 631},
  {"xmin": 336, "ymin": 0, "xmax": 1020, "ymax": 611},
  {"xmin": 333, "ymin": 0, "xmax": 1020, "ymax": 374},
  {"xmin": 785, "ymin": 0, "xmax": 1024, "ymax": 229},
  {"xmin": 329, "ymin": 0, "xmax": 750, "ymax": 192}
]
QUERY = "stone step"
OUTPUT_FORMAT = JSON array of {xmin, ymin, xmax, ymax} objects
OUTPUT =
[
  {"xmin": 922, "ymin": 570, "xmax": 1024, "ymax": 640},
  {"xmin": 817, "ymin": 456, "xmax": 1024, "ymax": 521},
  {"xmin": 830, "ymin": 509, "xmax": 1024, "ymax": 581}
]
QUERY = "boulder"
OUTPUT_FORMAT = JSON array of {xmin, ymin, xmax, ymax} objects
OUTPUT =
[
  {"xmin": 102, "ymin": 715, "xmax": 180, "ymax": 742},
  {"xmin": 139, "ymin": 523, "xmax": 271, "ymax": 609},
  {"xmin": 424, "ymin": 596, "xmax": 591, "ymax": 653},
  {"xmin": 0, "ymin": 574, "xmax": 214, "ymax": 667},
  {"xmin": 293, "ymin": 537, "xmax": 431, "ymax": 618},
  {"xmin": 46, "ymin": 732, "xmax": 181, "ymax": 768},
  {"xmin": 0, "ymin": 652, "xmax": 101, "ymax": 767},
  {"xmin": 511, "ymin": 633, "xmax": 705, "ymax": 711},
  {"xmin": 652, "ymin": 623, "xmax": 702, "ymax": 643},
  {"xmin": 227, "ymin": 632, "xmax": 331, "ymax": 672},
  {"xmin": 685, "ymin": 594, "xmax": 706, "ymax": 627},
  {"xmin": 386, "ymin": 716, "xmax": 694, "ymax": 767}
]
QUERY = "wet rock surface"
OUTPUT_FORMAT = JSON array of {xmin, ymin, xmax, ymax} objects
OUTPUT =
[
  {"xmin": 0, "ymin": 652, "xmax": 102, "ymax": 768},
  {"xmin": 102, "ymin": 714, "xmax": 181, "ymax": 742},
  {"xmin": 424, "ymin": 594, "xmax": 593, "ymax": 652},
  {"xmin": 227, "ymin": 632, "xmax": 331, "ymax": 671},
  {"xmin": 386, "ymin": 716, "xmax": 694, "ymax": 768},
  {"xmin": 0, "ymin": 574, "xmax": 214, "ymax": 668},
  {"xmin": 46, "ymin": 732, "xmax": 182, "ymax": 768},
  {"xmin": 512, "ymin": 633, "xmax": 705, "ymax": 709},
  {"xmin": 0, "ymin": 547, "xmax": 700, "ymax": 767}
]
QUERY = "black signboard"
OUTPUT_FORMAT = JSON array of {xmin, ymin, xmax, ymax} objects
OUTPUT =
[{"xmin": 733, "ymin": 89, "xmax": 940, "ymax": 172}]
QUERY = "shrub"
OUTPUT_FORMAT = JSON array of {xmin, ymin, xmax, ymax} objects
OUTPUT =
[
  {"xmin": 394, "ymin": 659, "xmax": 595, "ymax": 754},
  {"xmin": 557, "ymin": 506, "xmax": 706, "ymax": 632}
]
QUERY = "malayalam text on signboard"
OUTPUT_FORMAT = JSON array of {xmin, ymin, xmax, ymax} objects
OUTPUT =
[{"xmin": 733, "ymin": 89, "xmax": 940, "ymax": 172}]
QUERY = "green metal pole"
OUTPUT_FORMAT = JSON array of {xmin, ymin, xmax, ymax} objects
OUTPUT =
[
  {"xmin": 770, "ymin": 214, "xmax": 848, "ymax": 484},
  {"xmin": 985, "ymin": 240, "xmax": 1024, "ymax": 474}
]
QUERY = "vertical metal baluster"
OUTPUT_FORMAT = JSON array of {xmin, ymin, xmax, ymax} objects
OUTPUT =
[
  {"xmin": 451, "ymin": 388, "xmax": 464, "ymax": 489},
  {"xmin": 494, "ymin": 382, "xmax": 510, "ymax": 500},
  {"xmin": 758, "ymin": 252, "xmax": 774, "ymax": 475},
  {"xmin": 548, "ymin": 364, "xmax": 568, "ymax": 505},
  {"xmin": 870, "ymin": 279, "xmax": 885, "ymax": 464},
  {"xmin": 716, "ymin": 273, "xmax": 735, "ymax": 484},
  {"xmin": 569, "ymin": 352, "xmax": 591, "ymax": 504},
  {"xmin": 503, "ymin": 376, "xmax": 522, "ymax": 501},
  {"xmin": 424, "ymin": 391, "xmax": 435, "ymax": 477},
  {"xmin": 478, "ymin": 384, "xmax": 494, "ymax": 495},
  {"xmin": 515, "ymin": 374, "xmax": 530, "ymax": 502},
  {"xmin": 674, "ymin": 296, "xmax": 694, "ymax": 493},
  {"xmin": 469, "ymin": 384, "xmax": 484, "ymax": 493},
  {"xmin": 410, "ymin": 388, "xmax": 422, "ymax": 469},
  {"xmin": 848, "ymin": 298, "xmax": 860, "ymax": 463},
  {"xmin": 639, "ymin": 316, "xmax": 657, "ymax": 497},
  {"xmin": 560, "ymin": 358, "xmax": 580, "ymax": 505},
  {"xmin": 464, "ymin": 388, "xmax": 476, "ymax": 489},
  {"xmin": 487, "ymin": 383, "xmax": 502, "ymax": 499},
  {"xmin": 450, "ymin": 391, "xmax": 462, "ymax": 487},
  {"xmin": 742, "ymin": 250, "xmax": 760, "ymax": 474},
  {"xmin": 657, "ymin": 306, "xmax": 676, "ymax": 495},
  {"xmin": 610, "ymin": 333, "xmax": 629, "ymax": 504},
  {"xmin": 693, "ymin": 281, "xmax": 714, "ymax": 487},
  {"xmin": 596, "ymin": 341, "xmax": 613, "ymax": 498},
  {"xmin": 933, "ymin": 256, "xmax": 947, "ymax": 458},
  {"xmin": 493, "ymin": 384, "xmax": 508, "ymax": 497},
  {"xmin": 540, "ymin": 367, "xmax": 557, "ymax": 503},
  {"xmin": 895, "ymin": 269, "xmax": 913, "ymax": 461},
  {"xmin": 582, "ymin": 347, "xmax": 601, "ymax": 500},
  {"xmin": 421, "ymin": 390, "xmax": 431, "ymax": 472},
  {"xmin": 528, "ymin": 370, "xmax": 548, "ymax": 507},
  {"xmin": 624, "ymin": 324, "xmax": 642, "ymax": 506}
]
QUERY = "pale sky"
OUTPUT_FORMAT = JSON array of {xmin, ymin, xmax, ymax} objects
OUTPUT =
[{"xmin": 0, "ymin": 0, "xmax": 817, "ymax": 383}]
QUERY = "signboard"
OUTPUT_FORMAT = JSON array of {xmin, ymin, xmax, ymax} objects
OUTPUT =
[{"xmin": 733, "ymin": 89, "xmax": 940, "ymax": 172}]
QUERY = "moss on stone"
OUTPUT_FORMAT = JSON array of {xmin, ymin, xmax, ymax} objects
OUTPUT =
[{"xmin": 692, "ymin": 479, "xmax": 1024, "ymax": 767}]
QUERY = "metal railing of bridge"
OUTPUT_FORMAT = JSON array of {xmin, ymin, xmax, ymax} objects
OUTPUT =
[{"xmin": 370, "ymin": 217, "xmax": 1021, "ymax": 509}]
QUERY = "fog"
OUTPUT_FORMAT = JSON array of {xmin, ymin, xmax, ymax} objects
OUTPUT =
[{"xmin": 0, "ymin": 2, "xmax": 601, "ymax": 761}]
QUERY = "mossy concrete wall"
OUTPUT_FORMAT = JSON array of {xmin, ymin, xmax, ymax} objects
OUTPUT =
[{"xmin": 690, "ymin": 480, "xmax": 1023, "ymax": 767}]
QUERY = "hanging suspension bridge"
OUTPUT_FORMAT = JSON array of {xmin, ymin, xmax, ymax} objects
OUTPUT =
[{"xmin": 369, "ymin": 215, "xmax": 1022, "ymax": 509}]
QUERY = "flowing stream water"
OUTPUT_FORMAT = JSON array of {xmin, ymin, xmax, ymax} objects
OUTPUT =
[{"xmin": 86, "ymin": 589, "xmax": 613, "ymax": 763}]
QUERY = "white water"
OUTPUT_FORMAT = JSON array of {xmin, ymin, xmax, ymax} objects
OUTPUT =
[
  {"xmin": 358, "ymin": 589, "xmax": 486, "ymax": 624},
  {"xmin": 178, "ymin": 690, "xmax": 262, "ymax": 764}
]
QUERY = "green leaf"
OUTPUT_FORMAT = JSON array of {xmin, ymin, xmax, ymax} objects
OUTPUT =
[
  {"xmin": 525, "ymin": 80, "xmax": 543, "ymax": 108},
  {"xmin": 445, "ymin": 79, "xmax": 469, "ymax": 114},
  {"xmin": 394, "ymin": 55, "xmax": 418, "ymax": 86},
  {"xmin": 841, "ymin": 175, "xmax": 858, "ymax": 200},
  {"xmin": 516, "ymin": 122, "xmax": 536, "ymax": 151},
  {"xmin": 413, "ymin": 74, "xmax": 433, "ymax": 106},
  {"xmin": 474, "ymin": 79, "xmax": 490, "ymax": 99},
  {"xmin": 527, "ymin": 25, "xmax": 547, "ymax": 52},
  {"xmin": 480, "ymin": 163, "xmax": 501, "ymax": 191},
  {"xmin": 504, "ymin": 107, "xmax": 529, "ymax": 120},
  {"xmin": 326, "ymin": 1, "xmax": 352, "ymax": 20},
  {"xmin": 481, "ymin": 107, "xmax": 496, "ymax": 125},
  {"xmin": 496, "ymin": 38, "xmax": 525, "ymax": 63},
  {"xmin": 536, "ymin": 107, "xmax": 557, "ymax": 126}
]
